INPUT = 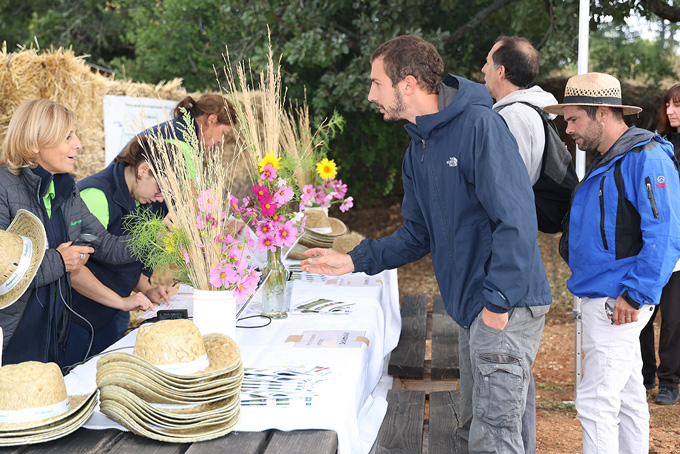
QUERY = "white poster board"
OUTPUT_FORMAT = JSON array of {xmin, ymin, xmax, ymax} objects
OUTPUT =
[{"xmin": 103, "ymin": 95, "xmax": 178, "ymax": 165}]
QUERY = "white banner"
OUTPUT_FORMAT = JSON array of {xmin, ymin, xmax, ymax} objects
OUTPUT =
[{"xmin": 103, "ymin": 95, "xmax": 178, "ymax": 165}]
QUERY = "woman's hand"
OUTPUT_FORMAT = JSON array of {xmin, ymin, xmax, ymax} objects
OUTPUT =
[
  {"xmin": 144, "ymin": 286, "xmax": 177, "ymax": 304},
  {"xmin": 56, "ymin": 242, "xmax": 95, "ymax": 272},
  {"xmin": 121, "ymin": 292, "xmax": 155, "ymax": 312}
]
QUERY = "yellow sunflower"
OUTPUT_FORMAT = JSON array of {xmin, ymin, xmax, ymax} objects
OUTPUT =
[
  {"xmin": 316, "ymin": 158, "xmax": 337, "ymax": 180},
  {"xmin": 258, "ymin": 152, "xmax": 281, "ymax": 173}
]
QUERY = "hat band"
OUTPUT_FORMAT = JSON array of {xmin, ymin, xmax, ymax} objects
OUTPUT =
[
  {"xmin": 563, "ymin": 95, "xmax": 622, "ymax": 106},
  {"xmin": 309, "ymin": 227, "xmax": 333, "ymax": 234},
  {"xmin": 0, "ymin": 397, "xmax": 70, "ymax": 424},
  {"xmin": 0, "ymin": 236, "xmax": 33, "ymax": 296},
  {"xmin": 155, "ymin": 353, "xmax": 209, "ymax": 375}
]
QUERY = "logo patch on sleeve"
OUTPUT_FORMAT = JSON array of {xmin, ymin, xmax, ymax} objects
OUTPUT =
[{"xmin": 657, "ymin": 175, "xmax": 667, "ymax": 188}]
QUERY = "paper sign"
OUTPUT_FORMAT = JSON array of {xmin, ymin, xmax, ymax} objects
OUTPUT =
[{"xmin": 286, "ymin": 330, "xmax": 369, "ymax": 348}]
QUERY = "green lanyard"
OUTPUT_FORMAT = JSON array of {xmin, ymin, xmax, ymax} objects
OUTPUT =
[{"xmin": 43, "ymin": 180, "xmax": 55, "ymax": 218}]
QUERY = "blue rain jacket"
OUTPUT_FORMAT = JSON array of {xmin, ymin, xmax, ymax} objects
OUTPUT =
[
  {"xmin": 349, "ymin": 74, "xmax": 552, "ymax": 327},
  {"xmin": 560, "ymin": 128, "xmax": 680, "ymax": 306}
]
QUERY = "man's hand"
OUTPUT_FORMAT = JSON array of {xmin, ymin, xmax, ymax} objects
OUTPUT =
[
  {"xmin": 300, "ymin": 248, "xmax": 355, "ymax": 276},
  {"xmin": 482, "ymin": 307, "xmax": 509, "ymax": 330},
  {"xmin": 612, "ymin": 295, "xmax": 640, "ymax": 325}
]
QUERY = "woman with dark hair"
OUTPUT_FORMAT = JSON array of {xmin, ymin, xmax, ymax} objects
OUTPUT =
[
  {"xmin": 640, "ymin": 83, "xmax": 680, "ymax": 405},
  {"xmin": 60, "ymin": 135, "xmax": 177, "ymax": 367},
  {"xmin": 0, "ymin": 99, "xmax": 144, "ymax": 368},
  {"xmin": 131, "ymin": 94, "xmax": 236, "ymax": 180}
]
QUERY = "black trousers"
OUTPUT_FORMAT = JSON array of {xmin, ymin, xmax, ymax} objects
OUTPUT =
[{"xmin": 640, "ymin": 270, "xmax": 680, "ymax": 388}]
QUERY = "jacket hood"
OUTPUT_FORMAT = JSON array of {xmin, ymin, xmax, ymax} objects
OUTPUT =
[
  {"xmin": 595, "ymin": 127, "xmax": 657, "ymax": 170},
  {"xmin": 493, "ymin": 86, "xmax": 559, "ymax": 120},
  {"xmin": 408, "ymin": 74, "xmax": 492, "ymax": 139}
]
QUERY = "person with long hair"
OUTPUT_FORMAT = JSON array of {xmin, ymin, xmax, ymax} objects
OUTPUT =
[
  {"xmin": 59, "ymin": 136, "xmax": 177, "ymax": 368},
  {"xmin": 0, "ymin": 99, "xmax": 149, "ymax": 369},
  {"xmin": 640, "ymin": 83, "xmax": 680, "ymax": 405},
  {"xmin": 129, "ymin": 94, "xmax": 236, "ymax": 181}
]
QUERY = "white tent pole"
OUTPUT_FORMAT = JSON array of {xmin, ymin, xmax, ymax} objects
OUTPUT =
[{"xmin": 573, "ymin": 0, "xmax": 590, "ymax": 400}]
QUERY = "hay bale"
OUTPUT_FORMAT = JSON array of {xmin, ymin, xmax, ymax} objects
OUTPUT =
[{"xmin": 0, "ymin": 44, "xmax": 257, "ymax": 187}]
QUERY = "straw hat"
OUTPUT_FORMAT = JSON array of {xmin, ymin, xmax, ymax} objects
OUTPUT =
[
  {"xmin": 97, "ymin": 319, "xmax": 241, "ymax": 380},
  {"xmin": 543, "ymin": 72, "xmax": 642, "ymax": 116},
  {"xmin": 96, "ymin": 320, "xmax": 243, "ymax": 442},
  {"xmin": 0, "ymin": 210, "xmax": 47, "ymax": 310},
  {"xmin": 0, "ymin": 362, "xmax": 96, "ymax": 446}
]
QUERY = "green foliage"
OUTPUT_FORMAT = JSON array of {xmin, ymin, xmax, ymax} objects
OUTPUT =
[
  {"xmin": 590, "ymin": 22, "xmax": 679, "ymax": 84},
  {"xmin": 2, "ymin": 0, "xmax": 679, "ymax": 203},
  {"xmin": 122, "ymin": 208, "xmax": 190, "ymax": 284}
]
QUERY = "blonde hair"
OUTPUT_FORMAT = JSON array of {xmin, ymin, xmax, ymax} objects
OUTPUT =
[{"xmin": 1, "ymin": 99, "xmax": 77, "ymax": 175}]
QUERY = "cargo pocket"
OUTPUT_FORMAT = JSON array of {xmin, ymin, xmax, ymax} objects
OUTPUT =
[{"xmin": 475, "ymin": 353, "xmax": 524, "ymax": 428}]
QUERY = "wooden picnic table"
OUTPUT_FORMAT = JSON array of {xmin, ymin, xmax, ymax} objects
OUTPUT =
[{"xmin": 0, "ymin": 428, "xmax": 338, "ymax": 454}]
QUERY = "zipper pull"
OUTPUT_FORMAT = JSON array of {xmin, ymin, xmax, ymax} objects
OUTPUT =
[{"xmin": 421, "ymin": 139, "xmax": 426, "ymax": 162}]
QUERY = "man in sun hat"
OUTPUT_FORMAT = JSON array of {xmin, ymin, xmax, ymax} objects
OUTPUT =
[
  {"xmin": 0, "ymin": 210, "xmax": 47, "ymax": 356},
  {"xmin": 302, "ymin": 35, "xmax": 552, "ymax": 453},
  {"xmin": 544, "ymin": 72, "xmax": 680, "ymax": 453}
]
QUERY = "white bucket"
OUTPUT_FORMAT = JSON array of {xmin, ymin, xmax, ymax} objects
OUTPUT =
[{"xmin": 192, "ymin": 289, "xmax": 236, "ymax": 338}]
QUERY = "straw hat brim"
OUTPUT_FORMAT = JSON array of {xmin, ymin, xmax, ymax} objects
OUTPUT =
[
  {"xmin": 0, "ymin": 210, "xmax": 47, "ymax": 310},
  {"xmin": 100, "ymin": 385, "xmax": 240, "ymax": 420},
  {"xmin": 101, "ymin": 399, "xmax": 240, "ymax": 443},
  {"xmin": 0, "ymin": 395, "xmax": 96, "ymax": 446},
  {"xmin": 0, "ymin": 392, "xmax": 96, "ymax": 446},
  {"xmin": 543, "ymin": 102, "xmax": 642, "ymax": 116},
  {"xmin": 97, "ymin": 333, "xmax": 241, "ymax": 382}
]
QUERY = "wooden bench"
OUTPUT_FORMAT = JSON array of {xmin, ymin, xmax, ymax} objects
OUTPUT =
[{"xmin": 373, "ymin": 294, "xmax": 462, "ymax": 453}]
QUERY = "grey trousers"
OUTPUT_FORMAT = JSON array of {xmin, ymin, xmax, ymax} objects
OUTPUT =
[{"xmin": 458, "ymin": 305, "xmax": 548, "ymax": 453}]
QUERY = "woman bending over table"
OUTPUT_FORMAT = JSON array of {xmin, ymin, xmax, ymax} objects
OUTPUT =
[
  {"xmin": 0, "ymin": 99, "xmax": 149, "ymax": 369},
  {"xmin": 60, "ymin": 135, "xmax": 177, "ymax": 368}
]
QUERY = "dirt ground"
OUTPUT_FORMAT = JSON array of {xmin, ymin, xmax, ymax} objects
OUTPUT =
[{"xmin": 336, "ymin": 197, "xmax": 680, "ymax": 453}]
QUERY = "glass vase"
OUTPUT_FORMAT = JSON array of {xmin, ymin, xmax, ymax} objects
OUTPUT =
[{"xmin": 261, "ymin": 248, "xmax": 290, "ymax": 319}]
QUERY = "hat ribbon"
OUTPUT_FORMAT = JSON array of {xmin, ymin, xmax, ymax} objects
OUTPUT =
[
  {"xmin": 0, "ymin": 397, "xmax": 70, "ymax": 424},
  {"xmin": 309, "ymin": 226, "xmax": 333, "ymax": 234},
  {"xmin": 562, "ymin": 95, "xmax": 622, "ymax": 106},
  {"xmin": 154, "ymin": 353, "xmax": 209, "ymax": 375},
  {"xmin": 0, "ymin": 236, "xmax": 33, "ymax": 297}
]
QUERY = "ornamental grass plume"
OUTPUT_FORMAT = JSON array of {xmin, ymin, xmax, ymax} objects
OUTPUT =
[{"xmin": 123, "ymin": 111, "xmax": 260, "ymax": 302}]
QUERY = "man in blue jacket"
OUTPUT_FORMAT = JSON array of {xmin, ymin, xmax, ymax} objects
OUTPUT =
[
  {"xmin": 544, "ymin": 72, "xmax": 680, "ymax": 454},
  {"xmin": 302, "ymin": 35, "xmax": 552, "ymax": 453}
]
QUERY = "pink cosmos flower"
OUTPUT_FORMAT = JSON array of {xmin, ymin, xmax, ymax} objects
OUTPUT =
[
  {"xmin": 229, "ymin": 195, "xmax": 240, "ymax": 213},
  {"xmin": 209, "ymin": 263, "xmax": 238, "ymax": 289},
  {"xmin": 233, "ymin": 271, "xmax": 260, "ymax": 303},
  {"xmin": 256, "ymin": 220, "xmax": 272, "ymax": 237},
  {"xmin": 244, "ymin": 228, "xmax": 255, "ymax": 249},
  {"xmin": 257, "ymin": 233, "xmax": 278, "ymax": 252},
  {"xmin": 197, "ymin": 190, "xmax": 215, "ymax": 213},
  {"xmin": 276, "ymin": 221, "xmax": 298, "ymax": 247},
  {"xmin": 340, "ymin": 196, "xmax": 354, "ymax": 212},
  {"xmin": 332, "ymin": 179, "xmax": 348, "ymax": 198},
  {"xmin": 182, "ymin": 249, "xmax": 190, "ymax": 264},
  {"xmin": 252, "ymin": 184, "xmax": 271, "ymax": 201},
  {"xmin": 314, "ymin": 189, "xmax": 327, "ymax": 205},
  {"xmin": 260, "ymin": 164, "xmax": 278, "ymax": 181},
  {"xmin": 196, "ymin": 214, "xmax": 207, "ymax": 230},
  {"xmin": 274, "ymin": 185, "xmax": 293, "ymax": 205},
  {"xmin": 260, "ymin": 200, "xmax": 277, "ymax": 217}
]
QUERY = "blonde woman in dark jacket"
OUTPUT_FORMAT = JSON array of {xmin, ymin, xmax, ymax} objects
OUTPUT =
[{"xmin": 0, "ymin": 99, "xmax": 146, "ymax": 369}]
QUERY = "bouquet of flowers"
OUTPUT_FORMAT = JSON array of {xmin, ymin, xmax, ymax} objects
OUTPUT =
[
  {"xmin": 124, "ymin": 111, "xmax": 261, "ymax": 304},
  {"xmin": 299, "ymin": 157, "xmax": 353, "ymax": 213},
  {"xmin": 233, "ymin": 152, "xmax": 304, "ymax": 253}
]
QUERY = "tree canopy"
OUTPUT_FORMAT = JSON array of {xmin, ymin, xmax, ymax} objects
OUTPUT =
[{"xmin": 2, "ymin": 0, "xmax": 679, "ymax": 202}]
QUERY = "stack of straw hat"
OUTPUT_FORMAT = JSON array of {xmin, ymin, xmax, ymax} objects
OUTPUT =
[
  {"xmin": 288, "ymin": 209, "xmax": 348, "ymax": 259},
  {"xmin": 0, "ymin": 362, "xmax": 96, "ymax": 446},
  {"xmin": 96, "ymin": 319, "xmax": 243, "ymax": 442}
]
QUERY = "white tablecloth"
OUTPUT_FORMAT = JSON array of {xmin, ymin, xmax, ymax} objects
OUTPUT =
[{"xmin": 65, "ymin": 268, "xmax": 400, "ymax": 454}]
